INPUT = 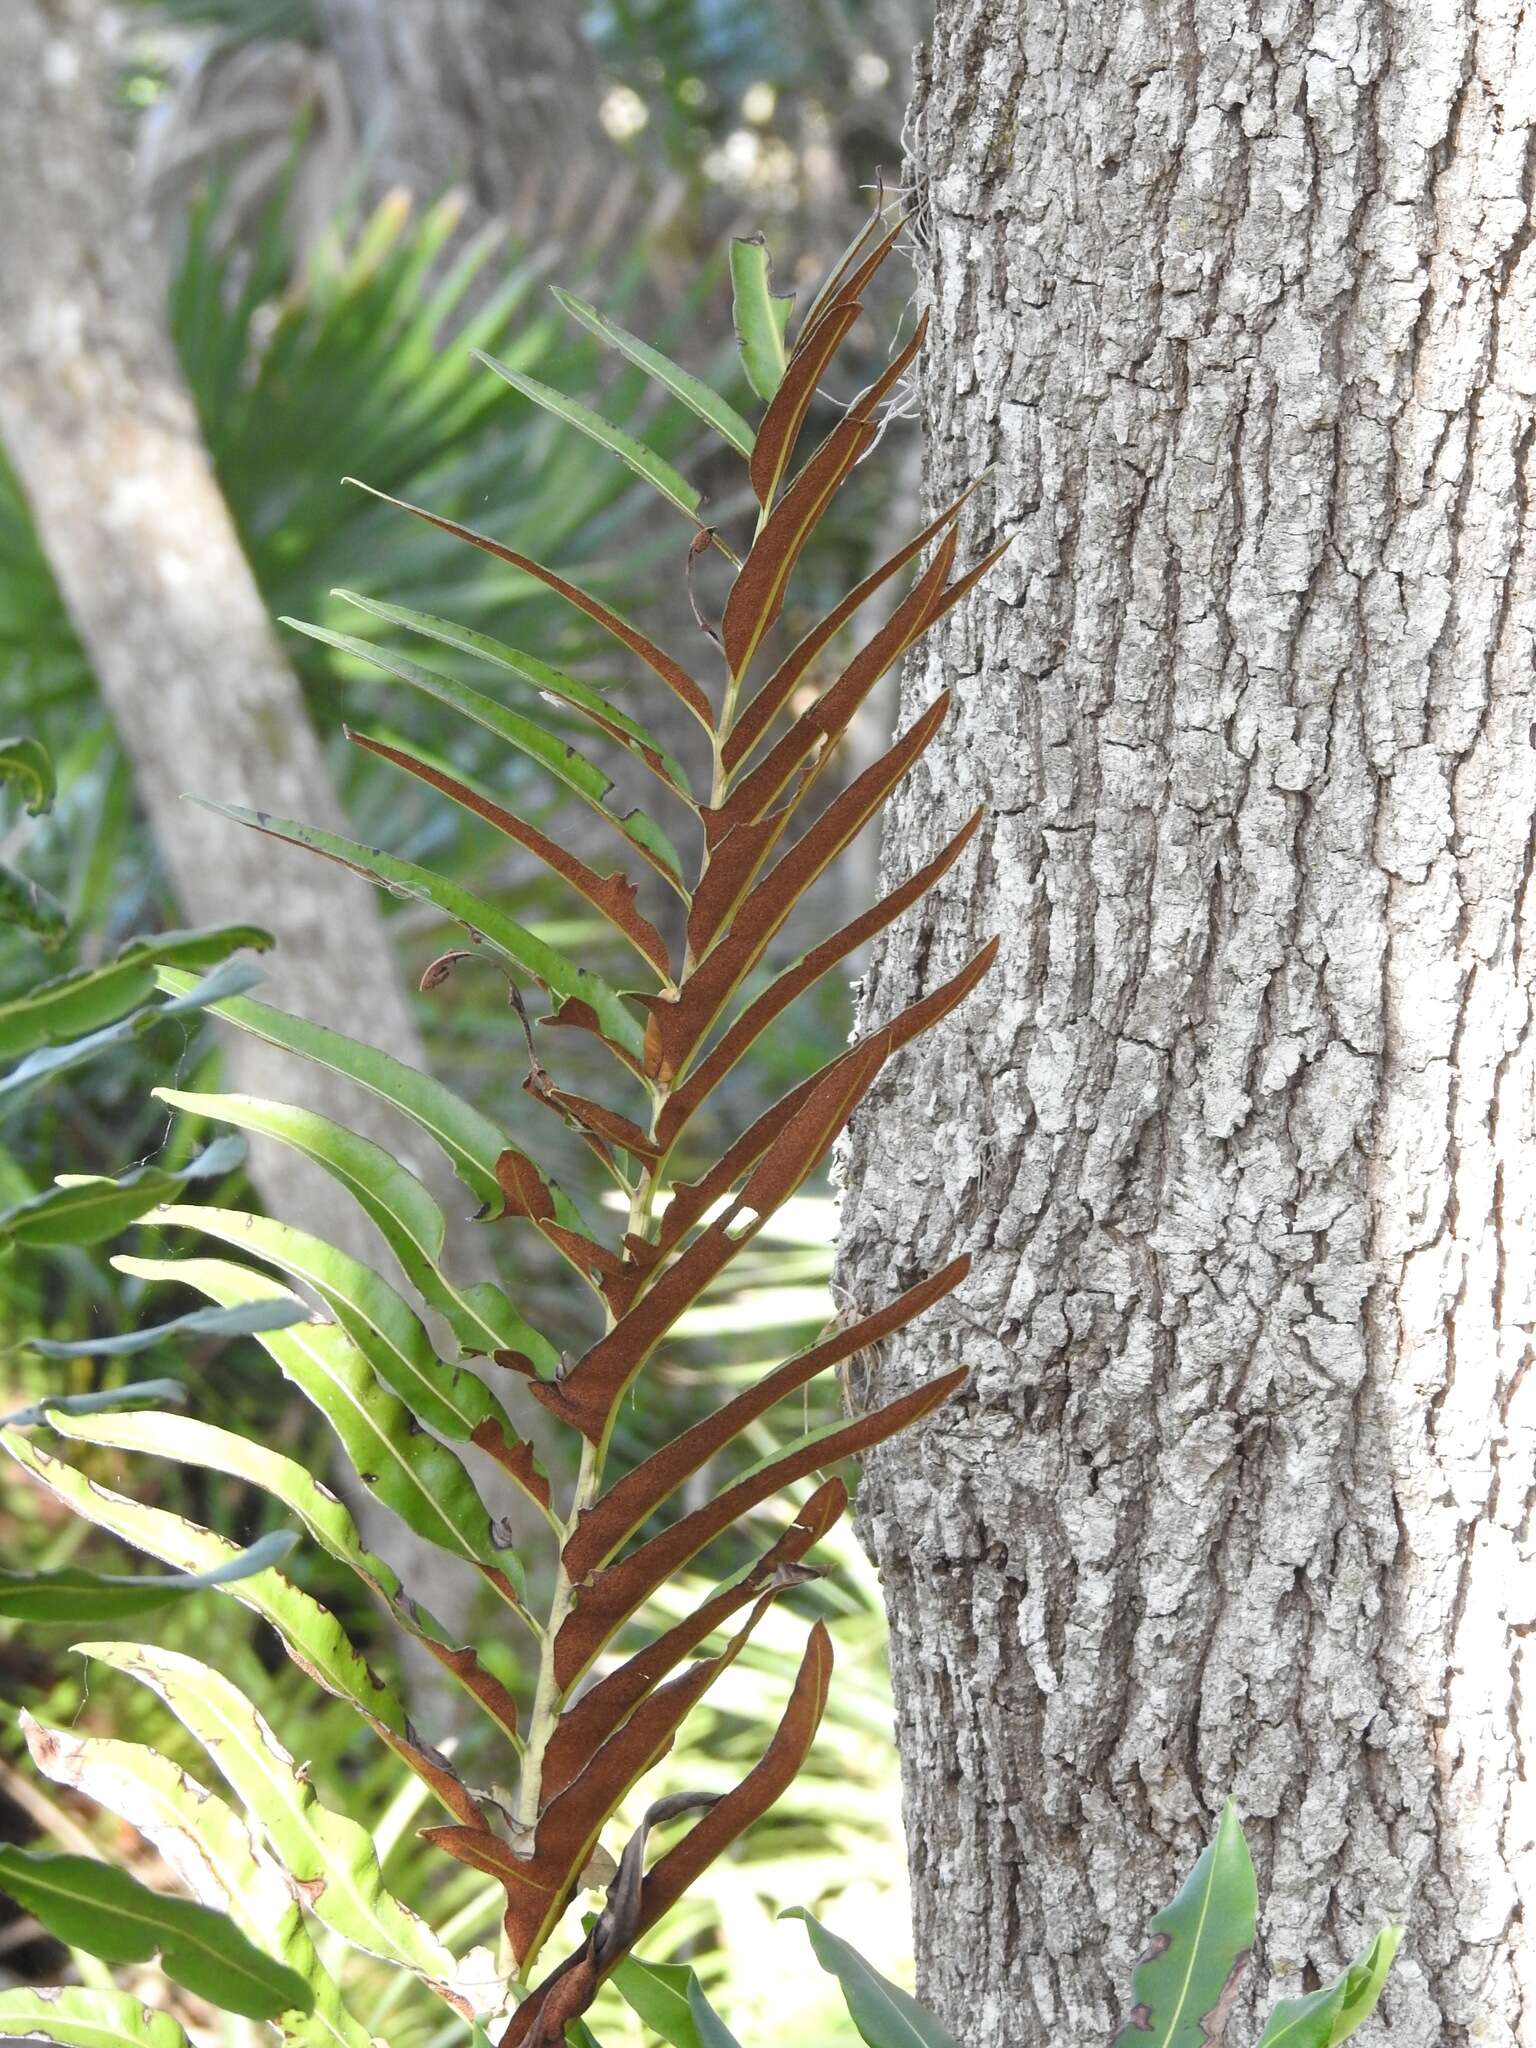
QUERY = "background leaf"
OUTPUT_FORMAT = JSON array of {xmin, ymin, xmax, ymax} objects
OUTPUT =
[
  {"xmin": 1255, "ymin": 1927, "xmax": 1404, "ymax": 2048},
  {"xmin": 0, "ymin": 735, "xmax": 56, "ymax": 814},
  {"xmin": 783, "ymin": 1908, "xmax": 959, "ymax": 2048},
  {"xmin": 0, "ymin": 1986, "xmax": 195, "ymax": 2048},
  {"xmin": 0, "ymin": 1530, "xmax": 297, "ymax": 1623},
  {"xmin": 0, "ymin": 1848, "xmax": 316, "ymax": 2020}
]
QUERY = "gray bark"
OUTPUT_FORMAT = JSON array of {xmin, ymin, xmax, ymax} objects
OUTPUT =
[
  {"xmin": 836, "ymin": 4, "xmax": 1536, "ymax": 2045},
  {"xmin": 0, "ymin": 0, "xmax": 542, "ymax": 1668},
  {"xmin": 314, "ymin": 0, "xmax": 631, "ymax": 241}
]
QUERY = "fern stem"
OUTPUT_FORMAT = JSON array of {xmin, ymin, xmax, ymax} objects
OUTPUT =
[{"xmin": 516, "ymin": 1432, "xmax": 597, "ymax": 1834}]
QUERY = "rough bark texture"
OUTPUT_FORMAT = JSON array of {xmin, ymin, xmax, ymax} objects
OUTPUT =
[
  {"xmin": 835, "ymin": 5, "xmax": 1536, "ymax": 2044},
  {"xmin": 0, "ymin": 0, "xmax": 532, "ymax": 1657}
]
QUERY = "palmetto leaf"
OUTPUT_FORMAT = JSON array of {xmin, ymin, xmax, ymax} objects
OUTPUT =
[{"xmin": 0, "ymin": 1847, "xmax": 316, "ymax": 2026}]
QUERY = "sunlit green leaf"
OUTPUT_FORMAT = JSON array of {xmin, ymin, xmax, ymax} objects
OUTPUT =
[
  {"xmin": 0, "ymin": 962, "xmax": 263, "ymax": 1111},
  {"xmin": 152, "ymin": 1200, "xmax": 523, "ymax": 1441},
  {"xmin": 113, "ymin": 1253, "xmax": 501, "ymax": 1566},
  {"xmin": 152, "ymin": 975, "xmax": 509, "ymax": 1213},
  {"xmin": 152, "ymin": 1085, "xmax": 553, "ymax": 1365},
  {"xmin": 1110, "ymin": 1803, "xmax": 1258, "ymax": 2048},
  {"xmin": 1, "ymin": 1166, "xmax": 182, "ymax": 1252},
  {"xmin": 784, "ymin": 1908, "xmax": 958, "ymax": 2048},
  {"xmin": 552, "ymin": 288, "xmax": 755, "ymax": 457},
  {"xmin": 16, "ymin": 1722, "xmax": 363, "ymax": 2048},
  {"xmin": 0, "ymin": 1427, "xmax": 412, "ymax": 1735},
  {"xmin": 75, "ymin": 1643, "xmax": 459, "ymax": 1982},
  {"xmin": 0, "ymin": 1984, "xmax": 195, "ymax": 2048},
  {"xmin": 610, "ymin": 1953, "xmax": 716, "ymax": 2048},
  {"xmin": 476, "ymin": 354, "xmax": 702, "ymax": 521}
]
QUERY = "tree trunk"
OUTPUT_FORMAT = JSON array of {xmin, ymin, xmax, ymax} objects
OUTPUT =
[
  {"xmin": 314, "ymin": 0, "xmax": 630, "ymax": 241},
  {"xmin": 835, "ymin": 6, "xmax": 1536, "ymax": 2045},
  {"xmin": 0, "ymin": 0, "xmax": 535, "ymax": 1661},
  {"xmin": 0, "ymin": 0, "xmax": 430, "ymax": 1243}
]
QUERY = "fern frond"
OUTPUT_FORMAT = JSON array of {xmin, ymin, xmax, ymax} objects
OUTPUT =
[{"xmin": 3, "ymin": 210, "xmax": 1003, "ymax": 2045}]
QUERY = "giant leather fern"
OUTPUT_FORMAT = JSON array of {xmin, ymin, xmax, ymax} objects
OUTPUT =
[{"xmin": 1, "ymin": 215, "xmax": 1000, "ymax": 2047}]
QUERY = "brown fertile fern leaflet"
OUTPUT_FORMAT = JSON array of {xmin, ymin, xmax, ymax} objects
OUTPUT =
[{"xmin": 151, "ymin": 214, "xmax": 1003, "ymax": 2043}]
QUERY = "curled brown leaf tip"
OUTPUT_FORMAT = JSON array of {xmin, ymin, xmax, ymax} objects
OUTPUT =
[{"xmin": 420, "ymin": 949, "xmax": 476, "ymax": 992}]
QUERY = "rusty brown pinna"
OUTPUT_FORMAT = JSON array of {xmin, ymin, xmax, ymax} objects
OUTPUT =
[{"xmin": 0, "ymin": 213, "xmax": 1000, "ymax": 2046}]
